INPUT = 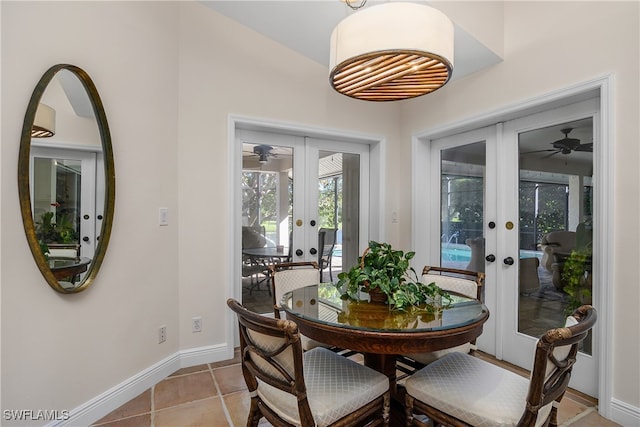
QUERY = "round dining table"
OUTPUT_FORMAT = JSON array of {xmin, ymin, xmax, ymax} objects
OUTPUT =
[{"xmin": 281, "ymin": 283, "xmax": 490, "ymax": 394}]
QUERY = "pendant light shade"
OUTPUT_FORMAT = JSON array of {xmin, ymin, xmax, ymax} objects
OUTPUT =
[
  {"xmin": 330, "ymin": 2, "xmax": 454, "ymax": 101},
  {"xmin": 32, "ymin": 103, "xmax": 56, "ymax": 137}
]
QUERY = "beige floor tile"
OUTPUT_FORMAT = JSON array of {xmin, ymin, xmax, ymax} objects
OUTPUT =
[
  {"xmin": 557, "ymin": 396, "xmax": 589, "ymax": 424},
  {"xmin": 91, "ymin": 413, "xmax": 151, "ymax": 427},
  {"xmin": 92, "ymin": 390, "xmax": 151, "ymax": 424},
  {"xmin": 169, "ymin": 364, "xmax": 210, "ymax": 377},
  {"xmin": 213, "ymin": 364, "xmax": 248, "ymax": 395},
  {"xmin": 154, "ymin": 397, "xmax": 229, "ymax": 427},
  {"xmin": 154, "ymin": 371, "xmax": 217, "ymax": 410},
  {"xmin": 223, "ymin": 391, "xmax": 253, "ymax": 427},
  {"xmin": 565, "ymin": 408, "xmax": 622, "ymax": 426}
]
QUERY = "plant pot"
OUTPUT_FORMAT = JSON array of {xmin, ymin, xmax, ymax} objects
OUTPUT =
[{"xmin": 367, "ymin": 286, "xmax": 388, "ymax": 303}]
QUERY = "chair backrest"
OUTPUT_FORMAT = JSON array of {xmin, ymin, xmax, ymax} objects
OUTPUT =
[
  {"xmin": 318, "ymin": 228, "xmax": 337, "ymax": 263},
  {"xmin": 520, "ymin": 305, "xmax": 597, "ymax": 425},
  {"xmin": 242, "ymin": 225, "xmax": 267, "ymax": 249},
  {"xmin": 226, "ymin": 298, "xmax": 315, "ymax": 425},
  {"xmin": 269, "ymin": 262, "xmax": 320, "ymax": 318},
  {"xmin": 422, "ymin": 266, "xmax": 485, "ymax": 301}
]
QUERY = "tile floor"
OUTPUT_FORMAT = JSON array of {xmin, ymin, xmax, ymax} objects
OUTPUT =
[{"xmin": 93, "ymin": 349, "xmax": 620, "ymax": 427}]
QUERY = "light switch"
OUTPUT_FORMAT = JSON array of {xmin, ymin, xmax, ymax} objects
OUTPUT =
[{"xmin": 159, "ymin": 207, "xmax": 169, "ymax": 226}]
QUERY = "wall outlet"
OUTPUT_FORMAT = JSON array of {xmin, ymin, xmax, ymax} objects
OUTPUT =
[
  {"xmin": 158, "ymin": 325, "xmax": 167, "ymax": 343},
  {"xmin": 192, "ymin": 317, "xmax": 202, "ymax": 333}
]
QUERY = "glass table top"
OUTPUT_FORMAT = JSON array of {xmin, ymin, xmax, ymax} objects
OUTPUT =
[{"xmin": 281, "ymin": 283, "xmax": 488, "ymax": 333}]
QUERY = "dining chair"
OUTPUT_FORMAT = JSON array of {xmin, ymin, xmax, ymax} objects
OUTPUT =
[
  {"xmin": 269, "ymin": 261, "xmax": 331, "ymax": 351},
  {"xmin": 404, "ymin": 304, "xmax": 597, "ymax": 427},
  {"xmin": 269, "ymin": 261, "xmax": 320, "ymax": 319},
  {"xmin": 227, "ymin": 298, "xmax": 391, "ymax": 427},
  {"xmin": 398, "ymin": 266, "xmax": 485, "ymax": 371}
]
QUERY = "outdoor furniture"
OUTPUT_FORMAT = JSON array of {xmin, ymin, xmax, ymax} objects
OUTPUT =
[
  {"xmin": 227, "ymin": 298, "xmax": 391, "ymax": 427},
  {"xmin": 318, "ymin": 227, "xmax": 338, "ymax": 281},
  {"xmin": 519, "ymin": 257, "xmax": 541, "ymax": 295},
  {"xmin": 540, "ymin": 231, "xmax": 576, "ymax": 290},
  {"xmin": 404, "ymin": 305, "xmax": 597, "ymax": 427}
]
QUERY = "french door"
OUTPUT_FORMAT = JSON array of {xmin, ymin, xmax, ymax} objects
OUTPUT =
[
  {"xmin": 238, "ymin": 128, "xmax": 369, "ymax": 312},
  {"xmin": 423, "ymin": 98, "xmax": 599, "ymax": 396},
  {"xmin": 30, "ymin": 145, "xmax": 99, "ymax": 260}
]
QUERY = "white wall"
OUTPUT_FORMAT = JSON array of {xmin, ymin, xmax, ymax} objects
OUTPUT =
[
  {"xmin": 1, "ymin": 1, "xmax": 399, "ymax": 425},
  {"xmin": 401, "ymin": 1, "xmax": 640, "ymax": 422},
  {"xmin": 1, "ymin": 2, "xmax": 181, "ymax": 424},
  {"xmin": 175, "ymin": 2, "xmax": 399, "ymax": 352}
]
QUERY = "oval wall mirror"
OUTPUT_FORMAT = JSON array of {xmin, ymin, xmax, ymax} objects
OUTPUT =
[{"xmin": 18, "ymin": 64, "xmax": 115, "ymax": 293}]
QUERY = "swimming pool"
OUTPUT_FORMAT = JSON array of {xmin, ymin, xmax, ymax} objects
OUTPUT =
[{"xmin": 441, "ymin": 243, "xmax": 542, "ymax": 262}]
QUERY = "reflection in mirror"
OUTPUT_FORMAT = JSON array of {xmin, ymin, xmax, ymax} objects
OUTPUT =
[{"xmin": 19, "ymin": 64, "xmax": 114, "ymax": 293}]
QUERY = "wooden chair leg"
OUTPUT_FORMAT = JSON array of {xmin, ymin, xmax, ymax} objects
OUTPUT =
[
  {"xmin": 382, "ymin": 392, "xmax": 391, "ymax": 426},
  {"xmin": 246, "ymin": 395, "xmax": 261, "ymax": 427}
]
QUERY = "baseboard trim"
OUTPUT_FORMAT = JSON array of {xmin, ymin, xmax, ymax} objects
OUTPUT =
[
  {"xmin": 46, "ymin": 344, "xmax": 230, "ymax": 427},
  {"xmin": 609, "ymin": 398, "xmax": 640, "ymax": 427}
]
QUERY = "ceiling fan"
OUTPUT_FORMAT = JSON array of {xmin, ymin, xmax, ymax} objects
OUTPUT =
[
  {"xmin": 524, "ymin": 127, "xmax": 593, "ymax": 158},
  {"xmin": 243, "ymin": 144, "xmax": 277, "ymax": 164}
]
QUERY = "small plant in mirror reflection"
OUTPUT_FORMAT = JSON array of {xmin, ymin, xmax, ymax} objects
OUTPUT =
[
  {"xmin": 35, "ymin": 210, "xmax": 78, "ymax": 245},
  {"xmin": 39, "ymin": 240, "xmax": 50, "ymax": 260}
]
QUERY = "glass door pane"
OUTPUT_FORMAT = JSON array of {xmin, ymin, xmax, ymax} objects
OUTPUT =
[
  {"xmin": 440, "ymin": 142, "xmax": 486, "ymax": 272},
  {"xmin": 317, "ymin": 150, "xmax": 360, "ymax": 283},
  {"xmin": 241, "ymin": 142, "xmax": 293, "ymax": 310},
  {"xmin": 517, "ymin": 118, "xmax": 593, "ymax": 355}
]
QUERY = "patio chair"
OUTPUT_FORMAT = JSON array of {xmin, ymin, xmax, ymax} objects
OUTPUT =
[
  {"xmin": 397, "ymin": 266, "xmax": 485, "ymax": 372},
  {"xmin": 318, "ymin": 228, "xmax": 338, "ymax": 282},
  {"xmin": 404, "ymin": 305, "xmax": 597, "ymax": 427},
  {"xmin": 227, "ymin": 298, "xmax": 391, "ymax": 427},
  {"xmin": 242, "ymin": 225, "xmax": 270, "ymax": 294}
]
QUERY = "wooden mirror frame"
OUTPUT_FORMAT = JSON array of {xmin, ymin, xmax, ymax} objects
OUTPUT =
[{"xmin": 18, "ymin": 64, "xmax": 115, "ymax": 293}]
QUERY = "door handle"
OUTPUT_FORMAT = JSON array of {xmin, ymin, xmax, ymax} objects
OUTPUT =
[
  {"xmin": 82, "ymin": 236, "xmax": 90, "ymax": 242},
  {"xmin": 295, "ymin": 249, "xmax": 303, "ymax": 257},
  {"xmin": 485, "ymin": 254, "xmax": 496, "ymax": 262},
  {"xmin": 309, "ymin": 247, "xmax": 317, "ymax": 255},
  {"xmin": 503, "ymin": 256, "xmax": 514, "ymax": 265}
]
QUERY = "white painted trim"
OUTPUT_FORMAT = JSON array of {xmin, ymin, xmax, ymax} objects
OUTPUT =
[
  {"xmin": 46, "ymin": 345, "xmax": 229, "ymax": 427},
  {"xmin": 610, "ymin": 398, "xmax": 640, "ymax": 427},
  {"xmin": 411, "ymin": 75, "xmax": 616, "ymax": 419},
  {"xmin": 31, "ymin": 140, "xmax": 103, "ymax": 153}
]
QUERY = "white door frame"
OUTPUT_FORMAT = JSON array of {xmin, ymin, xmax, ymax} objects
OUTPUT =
[
  {"xmin": 226, "ymin": 114, "xmax": 385, "ymax": 346},
  {"xmin": 30, "ymin": 143, "xmax": 100, "ymax": 259},
  {"xmin": 412, "ymin": 75, "xmax": 614, "ymax": 416}
]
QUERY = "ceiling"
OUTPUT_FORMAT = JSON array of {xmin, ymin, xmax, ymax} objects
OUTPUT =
[
  {"xmin": 200, "ymin": 0, "xmax": 503, "ymax": 82},
  {"xmin": 215, "ymin": 1, "xmax": 593, "ymax": 177}
]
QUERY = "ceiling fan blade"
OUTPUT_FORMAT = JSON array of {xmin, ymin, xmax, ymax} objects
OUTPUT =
[
  {"xmin": 574, "ymin": 143, "xmax": 593, "ymax": 152},
  {"xmin": 521, "ymin": 149, "xmax": 557, "ymax": 155},
  {"xmin": 542, "ymin": 151, "xmax": 561, "ymax": 159}
]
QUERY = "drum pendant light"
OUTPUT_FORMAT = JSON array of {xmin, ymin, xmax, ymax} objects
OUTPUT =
[
  {"xmin": 32, "ymin": 103, "xmax": 56, "ymax": 137},
  {"xmin": 329, "ymin": 2, "xmax": 454, "ymax": 102}
]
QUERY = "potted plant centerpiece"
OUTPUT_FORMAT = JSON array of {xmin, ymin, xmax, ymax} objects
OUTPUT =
[{"xmin": 335, "ymin": 241, "xmax": 450, "ymax": 312}]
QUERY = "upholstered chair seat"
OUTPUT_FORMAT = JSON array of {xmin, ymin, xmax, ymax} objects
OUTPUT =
[
  {"xmin": 404, "ymin": 306, "xmax": 597, "ymax": 427},
  {"xmin": 405, "ymin": 351, "xmax": 551, "ymax": 427},
  {"xmin": 258, "ymin": 347, "xmax": 389, "ymax": 426}
]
